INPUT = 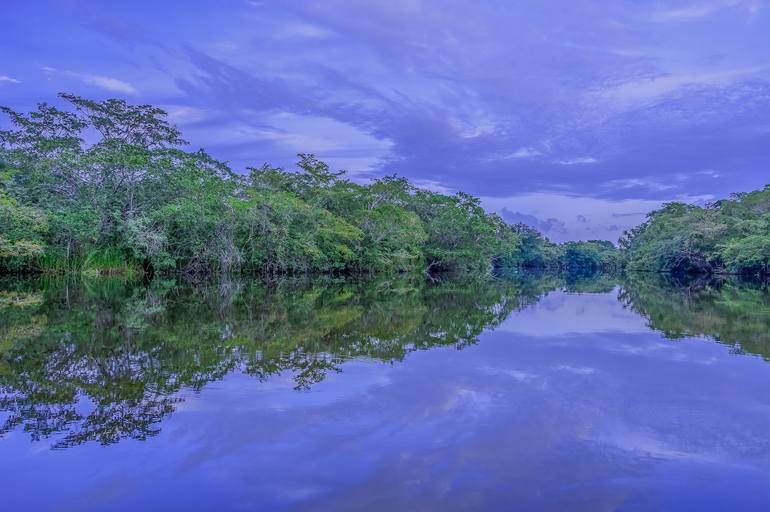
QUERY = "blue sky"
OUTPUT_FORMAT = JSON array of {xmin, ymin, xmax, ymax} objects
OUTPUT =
[{"xmin": 2, "ymin": 0, "xmax": 770, "ymax": 241}]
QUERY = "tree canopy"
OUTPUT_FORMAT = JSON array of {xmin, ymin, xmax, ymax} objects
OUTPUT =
[
  {"xmin": 2, "ymin": 94, "xmax": 606, "ymax": 277},
  {"xmin": 620, "ymin": 187, "xmax": 770, "ymax": 276}
]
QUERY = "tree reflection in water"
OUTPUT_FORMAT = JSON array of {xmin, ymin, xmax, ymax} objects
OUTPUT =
[
  {"xmin": 1, "ymin": 271, "xmax": 768, "ymax": 448},
  {"xmin": 620, "ymin": 272, "xmax": 770, "ymax": 359},
  {"xmin": 0, "ymin": 273, "xmax": 552, "ymax": 448}
]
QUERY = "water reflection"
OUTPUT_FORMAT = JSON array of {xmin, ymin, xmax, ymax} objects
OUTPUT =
[
  {"xmin": 0, "ymin": 271, "xmax": 768, "ymax": 450},
  {"xmin": 620, "ymin": 272, "xmax": 770, "ymax": 359},
  {"xmin": 0, "ymin": 274, "xmax": 552, "ymax": 448}
]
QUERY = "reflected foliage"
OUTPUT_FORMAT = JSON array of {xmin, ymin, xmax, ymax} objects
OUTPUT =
[
  {"xmin": 0, "ymin": 273, "xmax": 558, "ymax": 448},
  {"xmin": 621, "ymin": 272, "xmax": 770, "ymax": 359},
  {"xmin": 3, "ymin": 271, "xmax": 770, "ymax": 449}
]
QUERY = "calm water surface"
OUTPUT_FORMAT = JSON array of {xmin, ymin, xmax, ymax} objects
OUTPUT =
[{"xmin": 1, "ymin": 273, "xmax": 770, "ymax": 511}]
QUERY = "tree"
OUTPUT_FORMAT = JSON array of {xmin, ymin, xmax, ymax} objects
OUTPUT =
[
  {"xmin": 0, "ymin": 162, "xmax": 47, "ymax": 268},
  {"xmin": 620, "ymin": 187, "xmax": 770, "ymax": 276}
]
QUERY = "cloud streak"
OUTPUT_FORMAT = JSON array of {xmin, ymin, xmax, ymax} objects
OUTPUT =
[{"xmin": 41, "ymin": 66, "xmax": 137, "ymax": 95}]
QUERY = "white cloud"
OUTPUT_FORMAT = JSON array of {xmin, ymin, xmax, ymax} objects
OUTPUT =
[
  {"xmin": 486, "ymin": 146, "xmax": 544, "ymax": 162},
  {"xmin": 512, "ymin": 147, "xmax": 542, "ymax": 159},
  {"xmin": 482, "ymin": 192, "xmax": 664, "ymax": 242},
  {"xmin": 41, "ymin": 66, "xmax": 137, "ymax": 95},
  {"xmin": 449, "ymin": 111, "xmax": 498, "ymax": 139},
  {"xmin": 279, "ymin": 22, "xmax": 333, "ymax": 39},
  {"xmin": 482, "ymin": 191, "xmax": 719, "ymax": 242},
  {"xmin": 650, "ymin": 4, "xmax": 721, "ymax": 21},
  {"xmin": 81, "ymin": 75, "xmax": 137, "ymax": 95},
  {"xmin": 183, "ymin": 110, "xmax": 393, "ymax": 175},
  {"xmin": 161, "ymin": 105, "xmax": 210, "ymax": 125},
  {"xmin": 0, "ymin": 75, "xmax": 20, "ymax": 84},
  {"xmin": 553, "ymin": 364, "xmax": 596, "ymax": 375},
  {"xmin": 593, "ymin": 66, "xmax": 766, "ymax": 108},
  {"xmin": 252, "ymin": 111, "xmax": 393, "ymax": 163},
  {"xmin": 648, "ymin": 0, "xmax": 762, "ymax": 22},
  {"xmin": 605, "ymin": 178, "xmax": 677, "ymax": 192},
  {"xmin": 556, "ymin": 157, "xmax": 598, "ymax": 165}
]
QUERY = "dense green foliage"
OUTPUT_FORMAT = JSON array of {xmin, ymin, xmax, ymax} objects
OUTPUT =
[
  {"xmin": 1, "ymin": 95, "xmax": 540, "ymax": 276},
  {"xmin": 8, "ymin": 94, "xmax": 770, "ymax": 279},
  {"xmin": 497, "ymin": 223, "xmax": 562, "ymax": 269},
  {"xmin": 563, "ymin": 240, "xmax": 621, "ymax": 273},
  {"xmin": 497, "ymin": 227, "xmax": 620, "ymax": 273},
  {"xmin": 620, "ymin": 187, "xmax": 770, "ymax": 276},
  {"xmin": 0, "ymin": 161, "xmax": 47, "ymax": 269}
]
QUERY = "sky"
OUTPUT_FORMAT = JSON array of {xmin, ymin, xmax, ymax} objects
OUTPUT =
[{"xmin": 2, "ymin": 0, "xmax": 770, "ymax": 242}]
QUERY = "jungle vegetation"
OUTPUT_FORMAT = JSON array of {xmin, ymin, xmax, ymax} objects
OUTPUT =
[
  {"xmin": 620, "ymin": 187, "xmax": 770, "ymax": 277},
  {"xmin": 4, "ymin": 94, "xmax": 770, "ymax": 278},
  {"xmin": 2, "ymin": 94, "xmax": 609, "ymax": 277}
]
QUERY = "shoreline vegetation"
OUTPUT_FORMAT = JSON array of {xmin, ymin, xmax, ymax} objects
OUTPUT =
[
  {"xmin": 620, "ymin": 190, "xmax": 770, "ymax": 277},
  {"xmin": 1, "ymin": 94, "xmax": 768, "ymax": 279}
]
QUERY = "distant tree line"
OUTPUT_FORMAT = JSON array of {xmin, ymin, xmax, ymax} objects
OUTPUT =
[{"xmin": 0, "ymin": 94, "xmax": 618, "ymax": 277}]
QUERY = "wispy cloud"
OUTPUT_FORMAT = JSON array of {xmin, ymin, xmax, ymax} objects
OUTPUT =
[
  {"xmin": 487, "ymin": 147, "xmax": 543, "ymax": 162},
  {"xmin": 41, "ymin": 66, "xmax": 137, "ymax": 95},
  {"xmin": 484, "ymin": 193, "xmax": 668, "ymax": 243},
  {"xmin": 0, "ymin": 75, "xmax": 20, "ymax": 84},
  {"xmin": 594, "ymin": 66, "xmax": 767, "ymax": 108},
  {"xmin": 278, "ymin": 22, "xmax": 334, "ymax": 39},
  {"xmin": 605, "ymin": 178, "xmax": 676, "ymax": 193},
  {"xmin": 511, "ymin": 147, "xmax": 542, "ymax": 159},
  {"xmin": 648, "ymin": 0, "xmax": 763, "ymax": 22},
  {"xmin": 499, "ymin": 208, "xmax": 568, "ymax": 237},
  {"xmin": 81, "ymin": 75, "xmax": 137, "ymax": 95},
  {"xmin": 160, "ymin": 105, "xmax": 211, "ymax": 125},
  {"xmin": 556, "ymin": 157, "xmax": 598, "ymax": 165}
]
